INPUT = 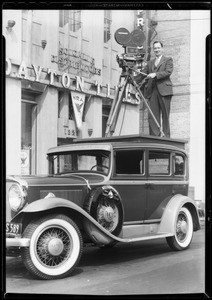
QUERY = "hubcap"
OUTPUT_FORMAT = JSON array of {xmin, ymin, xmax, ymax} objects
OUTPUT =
[
  {"xmin": 97, "ymin": 200, "xmax": 119, "ymax": 232},
  {"xmin": 180, "ymin": 220, "xmax": 187, "ymax": 234},
  {"xmin": 103, "ymin": 206, "xmax": 115, "ymax": 222},
  {"xmin": 36, "ymin": 227, "xmax": 71, "ymax": 266},
  {"xmin": 47, "ymin": 238, "xmax": 64, "ymax": 256},
  {"xmin": 176, "ymin": 212, "xmax": 188, "ymax": 242}
]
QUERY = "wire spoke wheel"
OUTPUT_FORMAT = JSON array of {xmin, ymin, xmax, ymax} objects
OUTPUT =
[
  {"xmin": 35, "ymin": 226, "xmax": 72, "ymax": 267},
  {"xmin": 166, "ymin": 207, "xmax": 193, "ymax": 251},
  {"xmin": 176, "ymin": 211, "xmax": 188, "ymax": 243},
  {"xmin": 21, "ymin": 215, "xmax": 83, "ymax": 280},
  {"xmin": 96, "ymin": 198, "xmax": 119, "ymax": 232}
]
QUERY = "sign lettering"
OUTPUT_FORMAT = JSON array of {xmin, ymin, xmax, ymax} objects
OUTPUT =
[
  {"xmin": 6, "ymin": 58, "xmax": 138, "ymax": 105},
  {"xmin": 57, "ymin": 47, "xmax": 101, "ymax": 78}
]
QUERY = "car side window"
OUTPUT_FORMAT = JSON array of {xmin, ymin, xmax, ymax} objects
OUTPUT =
[
  {"xmin": 115, "ymin": 149, "xmax": 144, "ymax": 175},
  {"xmin": 149, "ymin": 151, "xmax": 170, "ymax": 175},
  {"xmin": 174, "ymin": 154, "xmax": 185, "ymax": 175}
]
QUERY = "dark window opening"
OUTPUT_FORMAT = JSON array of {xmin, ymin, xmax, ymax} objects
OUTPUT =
[
  {"xmin": 115, "ymin": 149, "xmax": 144, "ymax": 175},
  {"xmin": 58, "ymin": 91, "xmax": 63, "ymax": 118},
  {"xmin": 102, "ymin": 105, "xmax": 110, "ymax": 137},
  {"xmin": 69, "ymin": 94, "xmax": 74, "ymax": 120}
]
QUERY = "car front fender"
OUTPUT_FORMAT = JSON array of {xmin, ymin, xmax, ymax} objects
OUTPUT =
[
  {"xmin": 11, "ymin": 197, "xmax": 119, "ymax": 246},
  {"xmin": 158, "ymin": 194, "xmax": 201, "ymax": 234}
]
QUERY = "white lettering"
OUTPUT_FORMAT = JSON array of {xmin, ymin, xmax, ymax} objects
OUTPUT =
[
  {"xmin": 135, "ymin": 92, "xmax": 141, "ymax": 104},
  {"xmin": 6, "ymin": 58, "xmax": 12, "ymax": 75},
  {"xmin": 61, "ymin": 73, "xmax": 71, "ymax": 88},
  {"xmin": 17, "ymin": 61, "xmax": 29, "ymax": 79},
  {"xmin": 137, "ymin": 17, "xmax": 144, "ymax": 27},
  {"xmin": 6, "ymin": 59, "xmax": 112, "ymax": 98},
  {"xmin": 32, "ymin": 65, "xmax": 43, "ymax": 82},
  {"xmin": 76, "ymin": 76, "xmax": 84, "ymax": 92},
  {"xmin": 47, "ymin": 68, "xmax": 57, "ymax": 85},
  {"xmin": 95, "ymin": 81, "xmax": 102, "ymax": 95},
  {"xmin": 107, "ymin": 84, "xmax": 110, "ymax": 97}
]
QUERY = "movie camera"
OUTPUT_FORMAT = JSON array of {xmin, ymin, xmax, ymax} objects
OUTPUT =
[{"xmin": 114, "ymin": 27, "xmax": 146, "ymax": 71}]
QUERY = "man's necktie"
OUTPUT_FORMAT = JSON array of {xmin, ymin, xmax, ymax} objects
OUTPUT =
[{"xmin": 155, "ymin": 57, "xmax": 160, "ymax": 67}]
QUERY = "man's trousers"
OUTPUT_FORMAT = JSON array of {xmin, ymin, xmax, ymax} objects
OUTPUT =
[{"xmin": 148, "ymin": 86, "xmax": 172, "ymax": 138}]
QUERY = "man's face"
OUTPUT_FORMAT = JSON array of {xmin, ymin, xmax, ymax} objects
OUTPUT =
[{"xmin": 153, "ymin": 43, "xmax": 163, "ymax": 57}]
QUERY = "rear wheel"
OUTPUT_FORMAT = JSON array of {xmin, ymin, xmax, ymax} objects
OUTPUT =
[
  {"xmin": 21, "ymin": 214, "xmax": 83, "ymax": 280},
  {"xmin": 166, "ymin": 207, "xmax": 193, "ymax": 251}
]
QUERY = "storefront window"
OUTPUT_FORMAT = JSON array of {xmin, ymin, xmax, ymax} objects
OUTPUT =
[
  {"xmin": 102, "ymin": 105, "xmax": 110, "ymax": 136},
  {"xmin": 21, "ymin": 101, "xmax": 36, "ymax": 175}
]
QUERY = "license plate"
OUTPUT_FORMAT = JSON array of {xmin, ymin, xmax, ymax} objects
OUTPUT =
[{"xmin": 6, "ymin": 222, "xmax": 22, "ymax": 235}]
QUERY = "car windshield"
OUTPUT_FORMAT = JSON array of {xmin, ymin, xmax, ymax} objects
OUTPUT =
[{"xmin": 49, "ymin": 150, "xmax": 110, "ymax": 175}]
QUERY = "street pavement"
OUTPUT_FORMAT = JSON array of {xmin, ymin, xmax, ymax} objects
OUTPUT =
[{"xmin": 4, "ymin": 224, "xmax": 206, "ymax": 296}]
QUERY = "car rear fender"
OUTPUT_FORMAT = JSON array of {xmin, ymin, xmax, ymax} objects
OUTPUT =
[
  {"xmin": 11, "ymin": 197, "xmax": 118, "ymax": 246},
  {"xmin": 158, "ymin": 194, "xmax": 201, "ymax": 234}
]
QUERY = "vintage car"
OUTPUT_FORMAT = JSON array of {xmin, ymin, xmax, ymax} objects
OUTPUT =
[{"xmin": 6, "ymin": 134, "xmax": 201, "ymax": 280}]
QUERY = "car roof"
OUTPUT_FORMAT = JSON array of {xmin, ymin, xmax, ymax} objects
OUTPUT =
[
  {"xmin": 73, "ymin": 134, "xmax": 187, "ymax": 149},
  {"xmin": 47, "ymin": 134, "xmax": 188, "ymax": 155}
]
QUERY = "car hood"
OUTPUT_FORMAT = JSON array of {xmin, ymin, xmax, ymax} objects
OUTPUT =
[{"xmin": 7, "ymin": 173, "xmax": 106, "ymax": 188}]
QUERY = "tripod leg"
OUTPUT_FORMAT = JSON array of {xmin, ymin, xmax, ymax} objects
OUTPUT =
[
  {"xmin": 105, "ymin": 75, "xmax": 129, "ymax": 137},
  {"xmin": 105, "ymin": 78, "xmax": 121, "ymax": 135},
  {"xmin": 130, "ymin": 74, "xmax": 165, "ymax": 137}
]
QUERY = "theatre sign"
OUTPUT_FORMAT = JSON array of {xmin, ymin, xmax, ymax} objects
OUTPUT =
[{"xmin": 6, "ymin": 58, "xmax": 142, "ymax": 106}]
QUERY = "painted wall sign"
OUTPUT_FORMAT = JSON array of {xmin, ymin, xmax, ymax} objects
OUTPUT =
[
  {"xmin": 52, "ymin": 46, "xmax": 101, "ymax": 78},
  {"xmin": 58, "ymin": 118, "xmax": 78, "ymax": 139}
]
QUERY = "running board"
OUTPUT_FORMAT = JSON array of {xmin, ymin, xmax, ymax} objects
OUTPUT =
[
  {"xmin": 118, "ymin": 232, "xmax": 174, "ymax": 243},
  {"xmin": 84, "ymin": 218, "xmax": 174, "ymax": 246}
]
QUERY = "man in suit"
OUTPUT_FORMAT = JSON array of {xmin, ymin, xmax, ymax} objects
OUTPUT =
[{"xmin": 135, "ymin": 41, "xmax": 173, "ymax": 138}]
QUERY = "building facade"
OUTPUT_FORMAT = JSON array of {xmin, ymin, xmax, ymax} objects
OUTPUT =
[
  {"xmin": 3, "ymin": 9, "xmax": 210, "ymax": 202},
  {"xmin": 4, "ymin": 9, "xmax": 141, "ymax": 176},
  {"xmin": 145, "ymin": 10, "xmax": 210, "ymax": 202}
]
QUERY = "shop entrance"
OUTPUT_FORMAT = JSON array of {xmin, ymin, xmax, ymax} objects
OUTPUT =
[{"xmin": 21, "ymin": 100, "xmax": 37, "ymax": 175}]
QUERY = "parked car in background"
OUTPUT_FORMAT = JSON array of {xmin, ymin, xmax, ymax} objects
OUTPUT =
[
  {"xmin": 6, "ymin": 134, "xmax": 201, "ymax": 280},
  {"xmin": 195, "ymin": 200, "xmax": 205, "ymax": 218}
]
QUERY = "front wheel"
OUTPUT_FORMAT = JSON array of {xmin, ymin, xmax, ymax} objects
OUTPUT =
[
  {"xmin": 21, "ymin": 214, "xmax": 83, "ymax": 280},
  {"xmin": 166, "ymin": 207, "xmax": 193, "ymax": 251}
]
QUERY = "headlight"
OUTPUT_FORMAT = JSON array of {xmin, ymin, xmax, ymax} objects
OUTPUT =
[{"xmin": 8, "ymin": 183, "xmax": 27, "ymax": 212}]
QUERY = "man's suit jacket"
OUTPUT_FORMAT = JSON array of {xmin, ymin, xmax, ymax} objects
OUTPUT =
[{"xmin": 136, "ymin": 55, "xmax": 173, "ymax": 99}]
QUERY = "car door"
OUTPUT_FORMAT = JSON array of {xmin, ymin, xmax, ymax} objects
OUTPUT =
[
  {"xmin": 110, "ymin": 147, "xmax": 147, "ymax": 223},
  {"xmin": 144, "ymin": 149, "xmax": 173, "ymax": 221}
]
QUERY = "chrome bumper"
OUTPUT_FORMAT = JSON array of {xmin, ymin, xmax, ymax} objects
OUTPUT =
[{"xmin": 6, "ymin": 237, "xmax": 30, "ymax": 247}]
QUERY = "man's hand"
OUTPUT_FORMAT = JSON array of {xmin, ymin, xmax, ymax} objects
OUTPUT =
[{"xmin": 147, "ymin": 73, "xmax": 156, "ymax": 78}]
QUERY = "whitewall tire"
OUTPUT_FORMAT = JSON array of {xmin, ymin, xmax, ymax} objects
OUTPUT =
[
  {"xmin": 21, "ymin": 214, "xmax": 83, "ymax": 280},
  {"xmin": 166, "ymin": 207, "xmax": 193, "ymax": 251}
]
